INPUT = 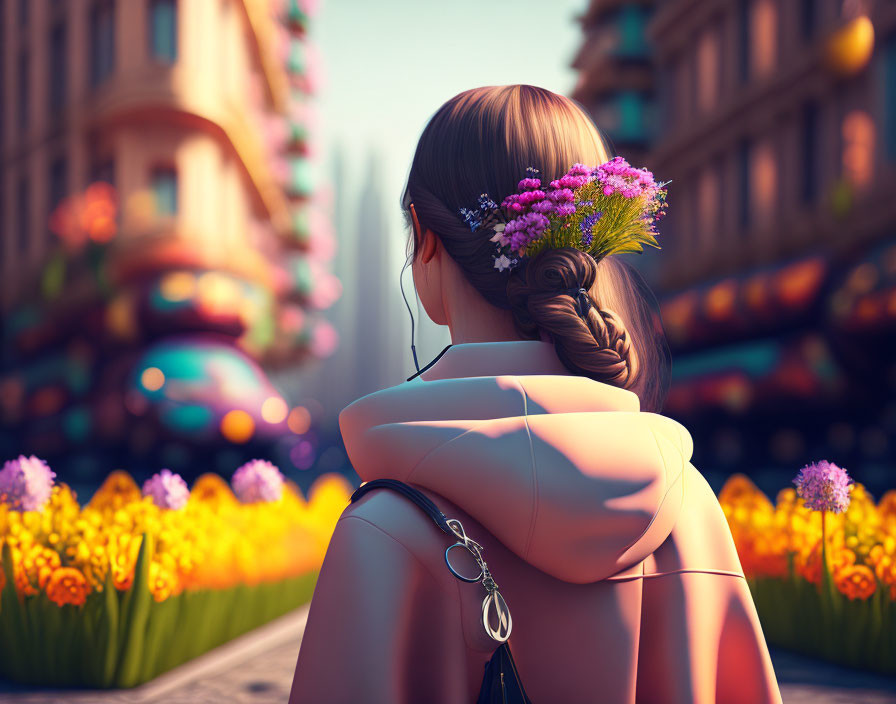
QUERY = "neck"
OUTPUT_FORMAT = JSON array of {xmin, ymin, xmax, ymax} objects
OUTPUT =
[{"xmin": 444, "ymin": 299, "xmax": 522, "ymax": 345}]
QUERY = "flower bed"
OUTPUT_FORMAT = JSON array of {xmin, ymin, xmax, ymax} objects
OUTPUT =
[
  {"xmin": 719, "ymin": 470, "xmax": 896, "ymax": 674},
  {"xmin": 0, "ymin": 458, "xmax": 351, "ymax": 688}
]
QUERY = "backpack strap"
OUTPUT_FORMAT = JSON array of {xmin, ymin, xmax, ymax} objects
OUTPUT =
[
  {"xmin": 350, "ymin": 478, "xmax": 454, "ymax": 536},
  {"xmin": 351, "ymin": 478, "xmax": 533, "ymax": 703}
]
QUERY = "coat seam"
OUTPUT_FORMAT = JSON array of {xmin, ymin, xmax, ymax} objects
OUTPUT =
[
  {"xmin": 516, "ymin": 378, "xmax": 540, "ymax": 562},
  {"xmin": 339, "ymin": 515, "xmax": 451, "ymax": 596},
  {"xmin": 619, "ymin": 426, "xmax": 674, "ymax": 554}
]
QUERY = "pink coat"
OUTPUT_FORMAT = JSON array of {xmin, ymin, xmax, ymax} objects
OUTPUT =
[{"xmin": 289, "ymin": 340, "xmax": 783, "ymax": 704}]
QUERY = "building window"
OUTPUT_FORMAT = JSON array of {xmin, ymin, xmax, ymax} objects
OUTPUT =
[
  {"xmin": 841, "ymin": 110, "xmax": 875, "ymax": 189},
  {"xmin": 49, "ymin": 157, "xmax": 68, "ymax": 213},
  {"xmin": 738, "ymin": 0, "xmax": 750, "ymax": 83},
  {"xmin": 616, "ymin": 5, "xmax": 648, "ymax": 57},
  {"xmin": 800, "ymin": 0, "xmax": 816, "ymax": 41},
  {"xmin": 698, "ymin": 166, "xmax": 720, "ymax": 245},
  {"xmin": 886, "ymin": 35, "xmax": 896, "ymax": 161},
  {"xmin": 49, "ymin": 22, "xmax": 67, "ymax": 112},
  {"xmin": 750, "ymin": 0, "xmax": 777, "ymax": 79},
  {"xmin": 90, "ymin": 1, "xmax": 116, "ymax": 87},
  {"xmin": 17, "ymin": 50, "xmax": 29, "ymax": 132},
  {"xmin": 151, "ymin": 167, "xmax": 178, "ymax": 214},
  {"xmin": 801, "ymin": 101, "xmax": 818, "ymax": 204},
  {"xmin": 17, "ymin": 177, "xmax": 30, "ymax": 255},
  {"xmin": 149, "ymin": 0, "xmax": 177, "ymax": 62},
  {"xmin": 750, "ymin": 139, "xmax": 777, "ymax": 227},
  {"xmin": 738, "ymin": 138, "xmax": 751, "ymax": 227},
  {"xmin": 697, "ymin": 29, "xmax": 719, "ymax": 113}
]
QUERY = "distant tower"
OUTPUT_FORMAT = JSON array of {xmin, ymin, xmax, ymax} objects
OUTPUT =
[{"xmin": 353, "ymin": 149, "xmax": 393, "ymax": 397}]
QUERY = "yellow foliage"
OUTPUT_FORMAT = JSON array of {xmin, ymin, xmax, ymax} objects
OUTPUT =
[
  {"xmin": 719, "ymin": 475, "xmax": 896, "ymax": 601},
  {"xmin": 0, "ymin": 471, "xmax": 352, "ymax": 604}
]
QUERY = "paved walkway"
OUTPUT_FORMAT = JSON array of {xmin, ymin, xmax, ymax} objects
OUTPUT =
[{"xmin": 1, "ymin": 605, "xmax": 895, "ymax": 702}]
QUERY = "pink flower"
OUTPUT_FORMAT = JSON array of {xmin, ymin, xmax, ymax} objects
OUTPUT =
[
  {"xmin": 793, "ymin": 460, "xmax": 853, "ymax": 513},
  {"xmin": 0, "ymin": 455, "xmax": 56, "ymax": 512},
  {"xmin": 547, "ymin": 188, "xmax": 574, "ymax": 203},
  {"xmin": 517, "ymin": 190, "xmax": 546, "ymax": 207},
  {"xmin": 142, "ymin": 469, "xmax": 190, "ymax": 510},
  {"xmin": 517, "ymin": 177, "xmax": 542, "ymax": 191},
  {"xmin": 232, "ymin": 459, "xmax": 285, "ymax": 503}
]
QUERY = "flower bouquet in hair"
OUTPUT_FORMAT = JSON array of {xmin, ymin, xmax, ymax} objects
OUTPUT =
[{"xmin": 458, "ymin": 157, "xmax": 668, "ymax": 273}]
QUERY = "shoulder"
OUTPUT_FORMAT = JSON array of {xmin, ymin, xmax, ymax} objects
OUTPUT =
[{"xmin": 335, "ymin": 488, "xmax": 456, "ymax": 593}]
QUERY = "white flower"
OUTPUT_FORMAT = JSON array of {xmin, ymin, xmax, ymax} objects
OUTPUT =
[
  {"xmin": 489, "ymin": 223, "xmax": 506, "ymax": 244},
  {"xmin": 493, "ymin": 254, "xmax": 512, "ymax": 272}
]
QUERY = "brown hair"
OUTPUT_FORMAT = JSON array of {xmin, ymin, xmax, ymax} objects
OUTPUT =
[{"xmin": 400, "ymin": 85, "xmax": 670, "ymax": 413}]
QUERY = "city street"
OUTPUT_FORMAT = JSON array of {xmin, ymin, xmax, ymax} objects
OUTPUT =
[{"xmin": 1, "ymin": 604, "xmax": 895, "ymax": 703}]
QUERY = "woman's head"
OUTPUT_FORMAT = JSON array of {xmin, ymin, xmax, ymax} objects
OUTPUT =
[{"xmin": 401, "ymin": 85, "xmax": 670, "ymax": 413}]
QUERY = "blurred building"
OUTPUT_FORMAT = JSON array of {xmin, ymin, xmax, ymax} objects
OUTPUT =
[
  {"xmin": 0, "ymin": 0, "xmax": 339, "ymax": 487},
  {"xmin": 573, "ymin": 0, "xmax": 896, "ymax": 494}
]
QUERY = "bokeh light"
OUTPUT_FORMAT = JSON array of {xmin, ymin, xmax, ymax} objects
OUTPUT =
[
  {"xmin": 287, "ymin": 406, "xmax": 311, "ymax": 434},
  {"xmin": 261, "ymin": 396, "xmax": 289, "ymax": 424},
  {"xmin": 141, "ymin": 367, "xmax": 166, "ymax": 392},
  {"xmin": 220, "ymin": 409, "xmax": 255, "ymax": 443}
]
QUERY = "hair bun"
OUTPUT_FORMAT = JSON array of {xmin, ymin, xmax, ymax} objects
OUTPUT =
[{"xmin": 506, "ymin": 248, "xmax": 638, "ymax": 388}]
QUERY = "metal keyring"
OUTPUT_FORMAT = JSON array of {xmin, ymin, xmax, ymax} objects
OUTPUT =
[{"xmin": 444, "ymin": 542, "xmax": 484, "ymax": 583}]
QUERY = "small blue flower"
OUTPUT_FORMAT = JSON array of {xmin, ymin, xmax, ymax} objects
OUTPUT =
[{"xmin": 579, "ymin": 211, "xmax": 603, "ymax": 246}]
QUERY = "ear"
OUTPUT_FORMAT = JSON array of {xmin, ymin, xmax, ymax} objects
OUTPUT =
[{"xmin": 420, "ymin": 227, "xmax": 440, "ymax": 264}]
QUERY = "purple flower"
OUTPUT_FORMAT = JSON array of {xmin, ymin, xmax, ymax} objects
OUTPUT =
[
  {"xmin": 142, "ymin": 469, "xmax": 189, "ymax": 510},
  {"xmin": 566, "ymin": 163, "xmax": 592, "ymax": 177},
  {"xmin": 232, "ymin": 459, "xmax": 285, "ymax": 503},
  {"xmin": 793, "ymin": 460, "xmax": 853, "ymax": 513},
  {"xmin": 517, "ymin": 177, "xmax": 542, "ymax": 191},
  {"xmin": 517, "ymin": 190, "xmax": 546, "ymax": 207},
  {"xmin": 555, "ymin": 202, "xmax": 576, "ymax": 217},
  {"xmin": 0, "ymin": 455, "xmax": 56, "ymax": 512},
  {"xmin": 547, "ymin": 188, "xmax": 574, "ymax": 203},
  {"xmin": 531, "ymin": 200, "xmax": 556, "ymax": 214},
  {"xmin": 579, "ymin": 211, "xmax": 603, "ymax": 247}
]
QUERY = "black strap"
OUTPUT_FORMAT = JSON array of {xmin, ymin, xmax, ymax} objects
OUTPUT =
[
  {"xmin": 350, "ymin": 479, "xmax": 454, "ymax": 536},
  {"xmin": 406, "ymin": 344, "xmax": 453, "ymax": 382}
]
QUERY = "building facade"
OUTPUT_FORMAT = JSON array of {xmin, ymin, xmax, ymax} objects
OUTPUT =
[
  {"xmin": 573, "ymin": 0, "xmax": 896, "ymax": 494},
  {"xmin": 0, "ymin": 0, "xmax": 338, "ymax": 486}
]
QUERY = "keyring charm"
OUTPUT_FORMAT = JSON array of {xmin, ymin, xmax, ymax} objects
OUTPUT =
[
  {"xmin": 482, "ymin": 589, "xmax": 512, "ymax": 642},
  {"xmin": 441, "ymin": 515, "xmax": 514, "ymax": 643},
  {"xmin": 444, "ymin": 542, "xmax": 484, "ymax": 583}
]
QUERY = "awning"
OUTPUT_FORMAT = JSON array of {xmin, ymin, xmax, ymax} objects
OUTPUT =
[
  {"xmin": 828, "ymin": 238, "xmax": 896, "ymax": 332},
  {"xmin": 660, "ymin": 254, "xmax": 829, "ymax": 350},
  {"xmin": 663, "ymin": 331, "xmax": 846, "ymax": 416}
]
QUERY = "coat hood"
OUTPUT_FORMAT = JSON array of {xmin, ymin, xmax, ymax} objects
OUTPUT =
[{"xmin": 338, "ymin": 341, "xmax": 693, "ymax": 584}]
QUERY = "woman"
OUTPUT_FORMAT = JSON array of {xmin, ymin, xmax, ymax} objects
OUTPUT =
[{"xmin": 289, "ymin": 85, "xmax": 782, "ymax": 704}]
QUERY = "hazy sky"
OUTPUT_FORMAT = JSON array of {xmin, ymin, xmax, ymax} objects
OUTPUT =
[
  {"xmin": 306, "ymin": 0, "xmax": 591, "ymax": 366},
  {"xmin": 312, "ymin": 0, "xmax": 589, "ymax": 194}
]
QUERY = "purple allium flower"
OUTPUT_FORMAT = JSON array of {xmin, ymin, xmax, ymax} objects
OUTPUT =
[
  {"xmin": 793, "ymin": 460, "xmax": 853, "ymax": 513},
  {"xmin": 232, "ymin": 459, "xmax": 285, "ymax": 503},
  {"xmin": 517, "ymin": 177, "xmax": 542, "ymax": 191},
  {"xmin": 555, "ymin": 202, "xmax": 576, "ymax": 217},
  {"xmin": 0, "ymin": 455, "xmax": 56, "ymax": 512},
  {"xmin": 142, "ymin": 469, "xmax": 190, "ymax": 510}
]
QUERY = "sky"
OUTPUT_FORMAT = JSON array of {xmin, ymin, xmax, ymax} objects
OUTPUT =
[
  {"xmin": 303, "ymin": 0, "xmax": 592, "ymax": 373},
  {"xmin": 311, "ymin": 0, "xmax": 590, "ymax": 197}
]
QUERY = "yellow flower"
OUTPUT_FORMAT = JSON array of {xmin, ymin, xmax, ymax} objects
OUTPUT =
[
  {"xmin": 45, "ymin": 567, "xmax": 90, "ymax": 607},
  {"xmin": 835, "ymin": 564, "xmax": 877, "ymax": 600}
]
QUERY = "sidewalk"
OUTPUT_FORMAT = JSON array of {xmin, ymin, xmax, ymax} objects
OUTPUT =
[{"xmin": 1, "ymin": 605, "xmax": 895, "ymax": 703}]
